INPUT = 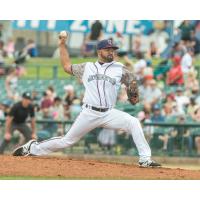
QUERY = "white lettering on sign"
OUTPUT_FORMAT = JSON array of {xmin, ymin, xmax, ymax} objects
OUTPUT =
[
  {"xmin": 126, "ymin": 21, "xmax": 141, "ymax": 34},
  {"xmin": 106, "ymin": 20, "xmax": 125, "ymax": 33},
  {"xmin": 70, "ymin": 20, "xmax": 87, "ymax": 31},
  {"xmin": 47, "ymin": 20, "xmax": 56, "ymax": 29},
  {"xmin": 31, "ymin": 20, "xmax": 40, "ymax": 28},
  {"xmin": 17, "ymin": 20, "xmax": 26, "ymax": 28}
]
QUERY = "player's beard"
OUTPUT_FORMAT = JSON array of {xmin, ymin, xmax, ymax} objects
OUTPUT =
[{"xmin": 101, "ymin": 54, "xmax": 114, "ymax": 63}]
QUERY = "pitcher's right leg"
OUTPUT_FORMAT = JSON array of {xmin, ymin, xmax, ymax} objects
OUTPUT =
[{"xmin": 29, "ymin": 110, "xmax": 99, "ymax": 155}]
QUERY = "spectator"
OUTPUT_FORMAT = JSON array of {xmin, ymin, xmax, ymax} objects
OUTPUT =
[
  {"xmin": 190, "ymin": 30, "xmax": 200, "ymax": 55},
  {"xmin": 0, "ymin": 92, "xmax": 36, "ymax": 154},
  {"xmin": 151, "ymin": 104, "xmax": 165, "ymax": 122},
  {"xmin": 162, "ymin": 101, "xmax": 178, "ymax": 119},
  {"xmin": 149, "ymin": 21, "xmax": 169, "ymax": 53},
  {"xmin": 166, "ymin": 56, "xmax": 184, "ymax": 86},
  {"xmin": 139, "ymin": 79, "xmax": 162, "ymax": 108},
  {"xmin": 46, "ymin": 86, "xmax": 57, "ymax": 102},
  {"xmin": 24, "ymin": 39, "xmax": 38, "ymax": 57},
  {"xmin": 5, "ymin": 67, "xmax": 20, "ymax": 102},
  {"xmin": 132, "ymin": 34, "xmax": 142, "ymax": 57},
  {"xmin": 63, "ymin": 85, "xmax": 77, "ymax": 106},
  {"xmin": 143, "ymin": 64, "xmax": 154, "ymax": 81},
  {"xmin": 52, "ymin": 96, "xmax": 64, "ymax": 121},
  {"xmin": 163, "ymin": 93, "xmax": 177, "ymax": 116},
  {"xmin": 181, "ymin": 47, "xmax": 194, "ymax": 74},
  {"xmin": 146, "ymin": 41, "xmax": 160, "ymax": 59},
  {"xmin": 81, "ymin": 20, "xmax": 103, "ymax": 57},
  {"xmin": 179, "ymin": 20, "xmax": 194, "ymax": 42},
  {"xmin": 187, "ymin": 96, "xmax": 198, "ymax": 120},
  {"xmin": 185, "ymin": 70, "xmax": 199, "ymax": 96},
  {"xmin": 154, "ymin": 59, "xmax": 171, "ymax": 88},
  {"xmin": 148, "ymin": 79, "xmax": 162, "ymax": 106},
  {"xmin": 89, "ymin": 20, "xmax": 103, "ymax": 41},
  {"xmin": 171, "ymin": 41, "xmax": 185, "ymax": 58},
  {"xmin": 133, "ymin": 52, "xmax": 147, "ymax": 82},
  {"xmin": 175, "ymin": 87, "xmax": 190, "ymax": 115},
  {"xmin": 41, "ymin": 91, "xmax": 53, "ymax": 110},
  {"xmin": 5, "ymin": 38, "xmax": 15, "ymax": 58},
  {"xmin": 139, "ymin": 78, "xmax": 151, "ymax": 105}
]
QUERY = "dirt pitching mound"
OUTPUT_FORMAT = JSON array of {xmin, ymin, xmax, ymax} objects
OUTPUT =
[{"xmin": 0, "ymin": 155, "xmax": 200, "ymax": 179}]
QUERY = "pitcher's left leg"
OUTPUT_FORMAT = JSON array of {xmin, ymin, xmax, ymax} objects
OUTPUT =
[{"xmin": 101, "ymin": 109, "xmax": 151, "ymax": 162}]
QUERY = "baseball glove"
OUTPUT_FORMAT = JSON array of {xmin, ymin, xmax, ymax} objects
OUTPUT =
[{"xmin": 127, "ymin": 80, "xmax": 139, "ymax": 105}]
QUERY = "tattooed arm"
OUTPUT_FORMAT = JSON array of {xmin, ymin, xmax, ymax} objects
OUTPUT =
[
  {"xmin": 58, "ymin": 33, "xmax": 86, "ymax": 79},
  {"xmin": 71, "ymin": 63, "xmax": 86, "ymax": 79},
  {"xmin": 121, "ymin": 67, "xmax": 139, "ymax": 105}
]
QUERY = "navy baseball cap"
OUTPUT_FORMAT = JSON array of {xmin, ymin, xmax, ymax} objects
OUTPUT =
[
  {"xmin": 22, "ymin": 92, "xmax": 32, "ymax": 100},
  {"xmin": 153, "ymin": 104, "xmax": 160, "ymax": 111},
  {"xmin": 97, "ymin": 39, "xmax": 119, "ymax": 50}
]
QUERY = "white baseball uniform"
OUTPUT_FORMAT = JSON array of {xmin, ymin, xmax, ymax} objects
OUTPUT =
[{"xmin": 30, "ymin": 61, "xmax": 151, "ymax": 162}]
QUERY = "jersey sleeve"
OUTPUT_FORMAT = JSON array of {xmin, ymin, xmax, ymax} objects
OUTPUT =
[
  {"xmin": 71, "ymin": 63, "xmax": 86, "ymax": 79},
  {"xmin": 121, "ymin": 67, "xmax": 137, "ymax": 87}
]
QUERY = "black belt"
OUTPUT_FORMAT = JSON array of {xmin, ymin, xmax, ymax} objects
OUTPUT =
[{"xmin": 85, "ymin": 104, "xmax": 109, "ymax": 112}]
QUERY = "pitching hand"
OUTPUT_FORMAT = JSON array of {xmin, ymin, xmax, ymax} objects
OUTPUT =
[{"xmin": 58, "ymin": 31, "xmax": 68, "ymax": 46}]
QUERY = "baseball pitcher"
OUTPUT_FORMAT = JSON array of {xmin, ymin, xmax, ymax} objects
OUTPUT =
[{"xmin": 13, "ymin": 31, "xmax": 161, "ymax": 167}]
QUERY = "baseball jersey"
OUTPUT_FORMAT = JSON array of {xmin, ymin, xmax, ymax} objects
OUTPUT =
[{"xmin": 71, "ymin": 61, "xmax": 131, "ymax": 108}]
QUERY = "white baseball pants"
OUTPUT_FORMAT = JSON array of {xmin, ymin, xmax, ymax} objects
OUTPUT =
[{"xmin": 30, "ymin": 107, "xmax": 151, "ymax": 162}]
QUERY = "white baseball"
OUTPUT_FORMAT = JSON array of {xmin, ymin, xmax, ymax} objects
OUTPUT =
[{"xmin": 59, "ymin": 31, "xmax": 67, "ymax": 38}]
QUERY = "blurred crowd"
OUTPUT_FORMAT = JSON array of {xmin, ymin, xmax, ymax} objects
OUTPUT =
[{"xmin": 1, "ymin": 21, "xmax": 200, "ymax": 156}]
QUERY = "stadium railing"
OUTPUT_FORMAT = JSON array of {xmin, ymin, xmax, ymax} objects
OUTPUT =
[{"xmin": 0, "ymin": 119, "xmax": 200, "ymax": 157}]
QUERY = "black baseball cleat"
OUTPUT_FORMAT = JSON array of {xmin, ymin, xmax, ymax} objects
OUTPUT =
[
  {"xmin": 139, "ymin": 160, "xmax": 161, "ymax": 168},
  {"xmin": 12, "ymin": 140, "xmax": 36, "ymax": 156}
]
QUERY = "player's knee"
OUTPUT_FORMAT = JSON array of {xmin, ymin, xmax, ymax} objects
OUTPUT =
[
  {"xmin": 126, "ymin": 116, "xmax": 140, "ymax": 129},
  {"xmin": 62, "ymin": 135, "xmax": 79, "ymax": 147}
]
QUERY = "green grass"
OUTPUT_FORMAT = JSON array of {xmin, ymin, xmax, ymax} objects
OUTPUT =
[
  {"xmin": 5, "ymin": 57, "xmax": 97, "ymax": 79},
  {"xmin": 4, "ymin": 57, "xmax": 200, "ymax": 79}
]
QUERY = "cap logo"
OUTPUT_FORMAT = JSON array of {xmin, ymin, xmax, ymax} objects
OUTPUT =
[{"xmin": 108, "ymin": 39, "xmax": 112, "ymax": 45}]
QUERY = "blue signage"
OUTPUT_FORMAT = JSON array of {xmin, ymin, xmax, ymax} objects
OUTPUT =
[{"xmin": 12, "ymin": 20, "xmax": 153, "ymax": 35}]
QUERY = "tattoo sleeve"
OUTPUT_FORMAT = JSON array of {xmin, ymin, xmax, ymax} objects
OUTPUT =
[{"xmin": 71, "ymin": 63, "xmax": 86, "ymax": 79}]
